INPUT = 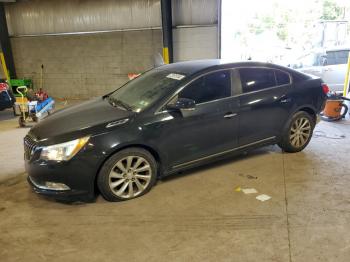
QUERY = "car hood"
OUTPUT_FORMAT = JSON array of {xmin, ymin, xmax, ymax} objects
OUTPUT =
[{"xmin": 29, "ymin": 97, "xmax": 134, "ymax": 144}]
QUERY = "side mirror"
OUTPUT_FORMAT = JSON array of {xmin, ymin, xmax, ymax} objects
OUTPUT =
[{"xmin": 166, "ymin": 98, "xmax": 196, "ymax": 112}]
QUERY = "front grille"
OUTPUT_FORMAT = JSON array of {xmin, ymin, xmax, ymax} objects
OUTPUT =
[{"xmin": 24, "ymin": 135, "xmax": 38, "ymax": 160}]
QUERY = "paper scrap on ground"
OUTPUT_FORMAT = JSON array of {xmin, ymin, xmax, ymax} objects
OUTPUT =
[
  {"xmin": 256, "ymin": 194, "xmax": 271, "ymax": 202},
  {"xmin": 241, "ymin": 188, "xmax": 258, "ymax": 194}
]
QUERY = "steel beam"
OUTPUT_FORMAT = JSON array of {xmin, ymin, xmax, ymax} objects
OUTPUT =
[
  {"xmin": 160, "ymin": 0, "xmax": 173, "ymax": 64},
  {"xmin": 0, "ymin": 3, "xmax": 16, "ymax": 78}
]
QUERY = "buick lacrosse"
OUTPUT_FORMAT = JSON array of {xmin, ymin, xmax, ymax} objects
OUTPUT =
[{"xmin": 25, "ymin": 60, "xmax": 327, "ymax": 202}]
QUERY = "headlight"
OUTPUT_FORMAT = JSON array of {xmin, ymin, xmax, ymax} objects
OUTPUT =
[{"xmin": 40, "ymin": 136, "xmax": 90, "ymax": 161}]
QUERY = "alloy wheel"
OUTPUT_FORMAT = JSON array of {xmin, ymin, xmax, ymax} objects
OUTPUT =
[
  {"xmin": 289, "ymin": 117, "xmax": 311, "ymax": 148},
  {"xmin": 108, "ymin": 156, "xmax": 152, "ymax": 199}
]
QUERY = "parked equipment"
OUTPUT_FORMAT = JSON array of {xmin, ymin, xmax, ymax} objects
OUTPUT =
[
  {"xmin": 321, "ymin": 93, "xmax": 350, "ymax": 121},
  {"xmin": 16, "ymin": 86, "xmax": 55, "ymax": 127},
  {"xmin": 10, "ymin": 78, "xmax": 33, "ymax": 97},
  {"xmin": 0, "ymin": 82, "xmax": 15, "ymax": 111}
]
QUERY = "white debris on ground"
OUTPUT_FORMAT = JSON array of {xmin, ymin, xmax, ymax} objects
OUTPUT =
[
  {"xmin": 241, "ymin": 188, "xmax": 258, "ymax": 194},
  {"xmin": 256, "ymin": 194, "xmax": 272, "ymax": 202}
]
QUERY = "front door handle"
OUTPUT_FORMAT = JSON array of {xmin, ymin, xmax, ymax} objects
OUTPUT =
[{"xmin": 224, "ymin": 112, "xmax": 237, "ymax": 119}]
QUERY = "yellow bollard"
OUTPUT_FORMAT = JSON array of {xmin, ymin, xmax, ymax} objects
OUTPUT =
[
  {"xmin": 343, "ymin": 51, "xmax": 350, "ymax": 96},
  {"xmin": 162, "ymin": 47, "xmax": 170, "ymax": 64}
]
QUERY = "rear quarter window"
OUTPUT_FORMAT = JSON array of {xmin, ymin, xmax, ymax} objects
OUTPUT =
[{"xmin": 275, "ymin": 70, "xmax": 291, "ymax": 85}]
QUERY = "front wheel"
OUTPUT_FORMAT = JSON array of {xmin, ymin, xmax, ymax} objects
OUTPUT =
[
  {"xmin": 278, "ymin": 111, "xmax": 315, "ymax": 153},
  {"xmin": 13, "ymin": 105, "xmax": 17, "ymax": 116},
  {"xmin": 32, "ymin": 115, "xmax": 39, "ymax": 122},
  {"xmin": 97, "ymin": 148, "xmax": 158, "ymax": 202},
  {"xmin": 18, "ymin": 116, "xmax": 26, "ymax": 127}
]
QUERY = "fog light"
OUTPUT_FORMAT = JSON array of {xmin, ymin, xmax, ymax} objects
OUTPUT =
[{"xmin": 44, "ymin": 182, "xmax": 70, "ymax": 191}]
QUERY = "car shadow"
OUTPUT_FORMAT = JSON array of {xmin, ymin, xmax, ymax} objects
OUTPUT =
[
  {"xmin": 0, "ymin": 109, "xmax": 15, "ymax": 121},
  {"xmin": 159, "ymin": 145, "xmax": 280, "ymax": 183}
]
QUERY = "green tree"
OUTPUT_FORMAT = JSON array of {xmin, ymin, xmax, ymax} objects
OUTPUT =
[{"xmin": 321, "ymin": 0, "xmax": 344, "ymax": 20}]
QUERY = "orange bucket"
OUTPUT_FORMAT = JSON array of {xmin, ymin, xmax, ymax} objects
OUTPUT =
[{"xmin": 323, "ymin": 99, "xmax": 345, "ymax": 118}]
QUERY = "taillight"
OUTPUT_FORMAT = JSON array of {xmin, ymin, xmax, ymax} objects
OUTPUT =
[{"xmin": 321, "ymin": 83, "xmax": 329, "ymax": 94}]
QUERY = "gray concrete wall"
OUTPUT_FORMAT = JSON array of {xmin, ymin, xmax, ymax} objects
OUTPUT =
[
  {"xmin": 173, "ymin": 26, "xmax": 218, "ymax": 62},
  {"xmin": 10, "ymin": 30, "xmax": 162, "ymax": 99},
  {"xmin": 9, "ymin": 26, "xmax": 218, "ymax": 99}
]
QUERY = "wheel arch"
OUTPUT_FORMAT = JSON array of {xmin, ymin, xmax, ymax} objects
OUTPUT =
[
  {"xmin": 296, "ymin": 106, "xmax": 317, "ymax": 123},
  {"xmin": 93, "ymin": 143, "xmax": 162, "ymax": 194}
]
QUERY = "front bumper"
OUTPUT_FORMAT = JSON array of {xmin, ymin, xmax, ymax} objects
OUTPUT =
[
  {"xmin": 27, "ymin": 175, "xmax": 93, "ymax": 202},
  {"xmin": 25, "ymin": 155, "xmax": 99, "ymax": 202}
]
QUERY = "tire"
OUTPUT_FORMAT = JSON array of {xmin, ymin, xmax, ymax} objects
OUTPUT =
[
  {"xmin": 278, "ymin": 111, "xmax": 315, "ymax": 153},
  {"xmin": 13, "ymin": 105, "xmax": 17, "ymax": 116},
  {"xmin": 18, "ymin": 116, "xmax": 26, "ymax": 127},
  {"xmin": 97, "ymin": 147, "xmax": 158, "ymax": 202},
  {"xmin": 32, "ymin": 115, "xmax": 39, "ymax": 122}
]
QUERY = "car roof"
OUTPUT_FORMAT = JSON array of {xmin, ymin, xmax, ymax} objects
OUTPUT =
[
  {"xmin": 159, "ymin": 59, "xmax": 221, "ymax": 74},
  {"xmin": 159, "ymin": 59, "xmax": 291, "ymax": 75},
  {"xmin": 306, "ymin": 46, "xmax": 350, "ymax": 54},
  {"xmin": 325, "ymin": 46, "xmax": 350, "ymax": 52}
]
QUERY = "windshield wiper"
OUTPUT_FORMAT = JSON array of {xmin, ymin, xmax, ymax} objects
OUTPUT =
[{"xmin": 108, "ymin": 96, "xmax": 133, "ymax": 111}]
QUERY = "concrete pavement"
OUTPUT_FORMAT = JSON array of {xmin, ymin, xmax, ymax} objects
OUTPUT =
[{"xmin": 0, "ymin": 105, "xmax": 349, "ymax": 262}]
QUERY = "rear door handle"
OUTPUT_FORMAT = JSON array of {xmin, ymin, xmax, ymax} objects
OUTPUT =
[
  {"xmin": 280, "ymin": 98, "xmax": 292, "ymax": 104},
  {"xmin": 224, "ymin": 113, "xmax": 237, "ymax": 118}
]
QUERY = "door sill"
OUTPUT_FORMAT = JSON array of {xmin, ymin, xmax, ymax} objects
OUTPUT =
[{"xmin": 172, "ymin": 136, "xmax": 276, "ymax": 169}]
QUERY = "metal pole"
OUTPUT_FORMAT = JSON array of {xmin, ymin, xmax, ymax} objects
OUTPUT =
[
  {"xmin": 40, "ymin": 64, "xmax": 44, "ymax": 90},
  {"xmin": 217, "ymin": 0, "xmax": 222, "ymax": 59},
  {"xmin": 161, "ymin": 0, "xmax": 173, "ymax": 64}
]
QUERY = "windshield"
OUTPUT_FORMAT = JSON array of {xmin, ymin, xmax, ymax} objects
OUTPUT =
[
  {"xmin": 108, "ymin": 69, "xmax": 186, "ymax": 112},
  {"xmin": 294, "ymin": 52, "xmax": 324, "ymax": 68}
]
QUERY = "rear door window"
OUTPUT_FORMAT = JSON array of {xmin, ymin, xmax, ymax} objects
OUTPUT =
[
  {"xmin": 239, "ymin": 68, "xmax": 276, "ymax": 93},
  {"xmin": 178, "ymin": 70, "xmax": 231, "ymax": 104},
  {"xmin": 297, "ymin": 53, "xmax": 320, "ymax": 68},
  {"xmin": 275, "ymin": 70, "xmax": 291, "ymax": 86},
  {"xmin": 326, "ymin": 50, "xmax": 349, "ymax": 65}
]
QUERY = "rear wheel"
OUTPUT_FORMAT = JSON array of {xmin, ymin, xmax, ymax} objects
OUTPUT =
[
  {"xmin": 278, "ymin": 111, "xmax": 315, "ymax": 153},
  {"xmin": 97, "ymin": 148, "xmax": 157, "ymax": 202}
]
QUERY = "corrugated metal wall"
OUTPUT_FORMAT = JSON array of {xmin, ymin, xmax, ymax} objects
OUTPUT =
[
  {"xmin": 5, "ymin": 0, "xmax": 162, "ymax": 36},
  {"xmin": 5, "ymin": 0, "xmax": 219, "ymax": 98},
  {"xmin": 5, "ymin": 0, "xmax": 218, "ymax": 37},
  {"xmin": 172, "ymin": 0, "xmax": 218, "ymax": 26}
]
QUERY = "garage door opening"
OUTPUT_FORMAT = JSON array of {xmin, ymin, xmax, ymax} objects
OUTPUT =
[{"xmin": 221, "ymin": 0, "xmax": 350, "ymax": 66}]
